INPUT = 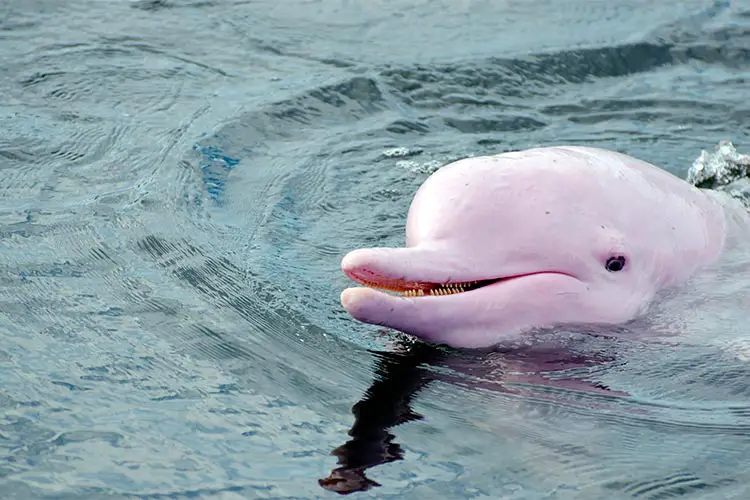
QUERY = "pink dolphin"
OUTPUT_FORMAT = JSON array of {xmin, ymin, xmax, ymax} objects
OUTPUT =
[{"xmin": 340, "ymin": 146, "xmax": 734, "ymax": 349}]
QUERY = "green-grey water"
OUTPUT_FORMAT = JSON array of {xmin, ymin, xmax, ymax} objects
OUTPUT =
[{"xmin": 1, "ymin": 0, "xmax": 750, "ymax": 498}]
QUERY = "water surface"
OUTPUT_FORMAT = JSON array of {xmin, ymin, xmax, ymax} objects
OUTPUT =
[{"xmin": 1, "ymin": 0, "xmax": 750, "ymax": 498}]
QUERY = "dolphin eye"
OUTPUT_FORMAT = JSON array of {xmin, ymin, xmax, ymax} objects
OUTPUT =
[{"xmin": 605, "ymin": 256, "xmax": 626, "ymax": 272}]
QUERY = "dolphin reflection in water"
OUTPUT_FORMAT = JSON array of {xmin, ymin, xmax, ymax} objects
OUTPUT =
[{"xmin": 319, "ymin": 337, "xmax": 623, "ymax": 494}]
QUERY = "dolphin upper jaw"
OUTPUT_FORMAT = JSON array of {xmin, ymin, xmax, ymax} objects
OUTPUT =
[{"xmin": 340, "ymin": 245, "xmax": 558, "ymax": 288}]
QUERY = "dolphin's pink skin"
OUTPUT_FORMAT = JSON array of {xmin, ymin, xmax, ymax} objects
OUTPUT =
[{"xmin": 340, "ymin": 146, "xmax": 729, "ymax": 349}]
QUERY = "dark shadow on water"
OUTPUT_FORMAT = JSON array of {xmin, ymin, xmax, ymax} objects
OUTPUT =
[
  {"xmin": 318, "ymin": 341, "xmax": 444, "ymax": 494},
  {"xmin": 319, "ymin": 338, "xmax": 623, "ymax": 495}
]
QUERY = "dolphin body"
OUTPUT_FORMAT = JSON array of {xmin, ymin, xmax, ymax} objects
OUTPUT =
[{"xmin": 340, "ymin": 146, "xmax": 747, "ymax": 349}]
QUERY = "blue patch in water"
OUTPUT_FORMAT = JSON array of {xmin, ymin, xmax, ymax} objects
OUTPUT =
[{"xmin": 194, "ymin": 144, "xmax": 241, "ymax": 202}]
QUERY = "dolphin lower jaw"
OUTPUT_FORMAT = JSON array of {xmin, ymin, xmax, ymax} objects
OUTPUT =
[{"xmin": 340, "ymin": 271, "xmax": 590, "ymax": 349}]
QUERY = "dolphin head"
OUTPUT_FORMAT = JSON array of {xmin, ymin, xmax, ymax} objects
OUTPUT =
[{"xmin": 340, "ymin": 146, "xmax": 727, "ymax": 349}]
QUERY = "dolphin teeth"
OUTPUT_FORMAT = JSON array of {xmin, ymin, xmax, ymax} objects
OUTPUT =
[
  {"xmin": 424, "ymin": 285, "xmax": 474, "ymax": 296},
  {"xmin": 400, "ymin": 284, "xmax": 477, "ymax": 296},
  {"xmin": 374, "ymin": 278, "xmax": 501, "ymax": 297}
]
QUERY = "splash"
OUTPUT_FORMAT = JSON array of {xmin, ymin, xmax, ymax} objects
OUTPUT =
[{"xmin": 688, "ymin": 141, "xmax": 750, "ymax": 207}]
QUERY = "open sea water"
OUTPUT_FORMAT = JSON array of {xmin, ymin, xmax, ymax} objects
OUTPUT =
[{"xmin": 1, "ymin": 0, "xmax": 750, "ymax": 498}]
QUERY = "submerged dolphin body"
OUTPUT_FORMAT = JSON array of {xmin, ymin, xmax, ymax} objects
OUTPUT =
[{"xmin": 340, "ymin": 146, "xmax": 740, "ymax": 349}]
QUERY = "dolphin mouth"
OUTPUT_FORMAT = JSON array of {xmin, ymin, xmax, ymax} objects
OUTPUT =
[
  {"xmin": 340, "ymin": 247, "xmax": 580, "ymax": 299},
  {"xmin": 355, "ymin": 276, "xmax": 504, "ymax": 297},
  {"xmin": 344, "ymin": 267, "xmax": 549, "ymax": 298}
]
